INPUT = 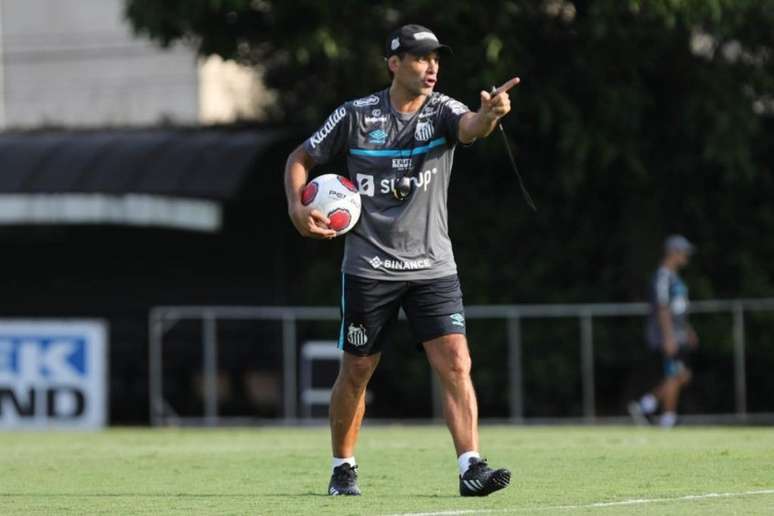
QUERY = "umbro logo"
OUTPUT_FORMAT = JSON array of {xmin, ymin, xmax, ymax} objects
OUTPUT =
[
  {"xmin": 368, "ymin": 129, "xmax": 387, "ymax": 144},
  {"xmin": 450, "ymin": 313, "xmax": 465, "ymax": 327}
]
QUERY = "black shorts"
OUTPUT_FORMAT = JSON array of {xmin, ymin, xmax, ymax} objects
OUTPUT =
[{"xmin": 337, "ymin": 273, "xmax": 466, "ymax": 356}]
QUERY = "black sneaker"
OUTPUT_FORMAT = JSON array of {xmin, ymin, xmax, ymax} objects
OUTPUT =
[
  {"xmin": 328, "ymin": 463, "xmax": 361, "ymax": 496},
  {"xmin": 459, "ymin": 458, "xmax": 511, "ymax": 497}
]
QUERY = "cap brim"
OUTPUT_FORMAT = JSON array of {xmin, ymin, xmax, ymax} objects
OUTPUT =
[{"xmin": 680, "ymin": 240, "xmax": 696, "ymax": 254}]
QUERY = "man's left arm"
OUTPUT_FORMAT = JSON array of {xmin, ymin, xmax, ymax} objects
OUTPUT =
[{"xmin": 458, "ymin": 77, "xmax": 520, "ymax": 144}]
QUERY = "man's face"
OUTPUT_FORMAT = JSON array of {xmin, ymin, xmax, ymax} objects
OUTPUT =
[
  {"xmin": 392, "ymin": 51, "xmax": 440, "ymax": 96},
  {"xmin": 670, "ymin": 250, "xmax": 690, "ymax": 268}
]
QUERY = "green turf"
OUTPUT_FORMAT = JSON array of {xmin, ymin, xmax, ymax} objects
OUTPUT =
[{"xmin": 1, "ymin": 425, "xmax": 773, "ymax": 515}]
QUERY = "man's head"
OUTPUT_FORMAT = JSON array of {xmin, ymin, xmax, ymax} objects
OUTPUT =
[
  {"xmin": 385, "ymin": 24, "xmax": 451, "ymax": 59},
  {"xmin": 385, "ymin": 25, "xmax": 451, "ymax": 97},
  {"xmin": 663, "ymin": 234, "xmax": 695, "ymax": 269}
]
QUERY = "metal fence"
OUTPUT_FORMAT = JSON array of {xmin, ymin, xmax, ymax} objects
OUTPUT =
[{"xmin": 148, "ymin": 298, "xmax": 774, "ymax": 426}]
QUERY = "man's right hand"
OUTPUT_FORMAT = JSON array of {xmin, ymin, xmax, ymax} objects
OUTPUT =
[
  {"xmin": 663, "ymin": 336, "xmax": 678, "ymax": 358},
  {"xmin": 289, "ymin": 205, "xmax": 337, "ymax": 239}
]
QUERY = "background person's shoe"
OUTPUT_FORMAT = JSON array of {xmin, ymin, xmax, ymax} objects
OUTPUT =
[
  {"xmin": 628, "ymin": 401, "xmax": 651, "ymax": 426},
  {"xmin": 660, "ymin": 412, "xmax": 677, "ymax": 429}
]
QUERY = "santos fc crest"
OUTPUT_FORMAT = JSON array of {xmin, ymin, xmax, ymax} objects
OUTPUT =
[{"xmin": 347, "ymin": 323, "xmax": 368, "ymax": 347}]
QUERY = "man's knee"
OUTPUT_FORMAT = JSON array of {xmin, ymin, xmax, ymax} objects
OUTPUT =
[
  {"xmin": 427, "ymin": 334, "xmax": 471, "ymax": 379},
  {"xmin": 678, "ymin": 368, "xmax": 692, "ymax": 385},
  {"xmin": 448, "ymin": 348, "xmax": 471, "ymax": 378},
  {"xmin": 338, "ymin": 354, "xmax": 379, "ymax": 388}
]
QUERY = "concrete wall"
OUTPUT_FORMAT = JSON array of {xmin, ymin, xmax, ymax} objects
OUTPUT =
[{"xmin": 0, "ymin": 0, "xmax": 198, "ymax": 128}]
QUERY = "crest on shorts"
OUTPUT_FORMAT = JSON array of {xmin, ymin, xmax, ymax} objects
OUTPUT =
[{"xmin": 347, "ymin": 323, "xmax": 368, "ymax": 347}]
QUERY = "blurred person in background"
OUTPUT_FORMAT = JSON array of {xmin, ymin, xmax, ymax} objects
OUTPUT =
[{"xmin": 629, "ymin": 235, "xmax": 699, "ymax": 428}]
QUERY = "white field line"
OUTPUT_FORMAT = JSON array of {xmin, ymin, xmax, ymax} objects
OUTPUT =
[{"xmin": 386, "ymin": 488, "xmax": 774, "ymax": 516}]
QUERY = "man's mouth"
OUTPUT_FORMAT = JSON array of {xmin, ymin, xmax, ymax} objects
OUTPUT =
[{"xmin": 423, "ymin": 77, "xmax": 437, "ymax": 87}]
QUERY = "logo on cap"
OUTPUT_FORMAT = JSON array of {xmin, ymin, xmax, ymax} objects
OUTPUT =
[
  {"xmin": 413, "ymin": 32, "xmax": 438, "ymax": 41},
  {"xmin": 391, "ymin": 37, "xmax": 400, "ymax": 50}
]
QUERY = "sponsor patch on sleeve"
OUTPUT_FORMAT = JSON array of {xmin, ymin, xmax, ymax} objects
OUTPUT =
[{"xmin": 353, "ymin": 95, "xmax": 380, "ymax": 108}]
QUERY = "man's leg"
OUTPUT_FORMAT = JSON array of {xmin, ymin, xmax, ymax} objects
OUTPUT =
[
  {"xmin": 330, "ymin": 352, "xmax": 380, "ymax": 457},
  {"xmin": 423, "ymin": 333, "xmax": 510, "ymax": 496},
  {"xmin": 656, "ymin": 377, "xmax": 679, "ymax": 412},
  {"xmin": 654, "ymin": 360, "xmax": 691, "ymax": 428},
  {"xmin": 327, "ymin": 352, "xmax": 380, "ymax": 496},
  {"xmin": 422, "ymin": 333, "xmax": 478, "ymax": 455},
  {"xmin": 328, "ymin": 273, "xmax": 401, "ymax": 495}
]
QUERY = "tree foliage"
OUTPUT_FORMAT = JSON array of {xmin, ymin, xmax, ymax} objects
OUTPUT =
[
  {"xmin": 125, "ymin": 0, "xmax": 774, "ymax": 417},
  {"xmin": 126, "ymin": 0, "xmax": 774, "ymax": 301}
]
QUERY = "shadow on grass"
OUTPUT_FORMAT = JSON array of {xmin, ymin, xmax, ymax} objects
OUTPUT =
[{"xmin": 410, "ymin": 494, "xmax": 464, "ymax": 499}]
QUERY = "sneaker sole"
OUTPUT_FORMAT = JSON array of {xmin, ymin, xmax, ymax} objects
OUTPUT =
[
  {"xmin": 461, "ymin": 469, "xmax": 511, "ymax": 497},
  {"xmin": 329, "ymin": 487, "xmax": 361, "ymax": 496}
]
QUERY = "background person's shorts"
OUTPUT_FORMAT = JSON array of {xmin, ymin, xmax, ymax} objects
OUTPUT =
[
  {"xmin": 337, "ymin": 273, "xmax": 466, "ymax": 356},
  {"xmin": 663, "ymin": 348, "xmax": 692, "ymax": 378}
]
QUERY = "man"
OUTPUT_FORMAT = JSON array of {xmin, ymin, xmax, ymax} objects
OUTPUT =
[
  {"xmin": 629, "ymin": 235, "xmax": 699, "ymax": 428},
  {"xmin": 284, "ymin": 24, "xmax": 517, "ymax": 496}
]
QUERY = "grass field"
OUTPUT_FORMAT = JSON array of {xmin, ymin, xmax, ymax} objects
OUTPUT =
[{"xmin": 1, "ymin": 425, "xmax": 773, "ymax": 515}]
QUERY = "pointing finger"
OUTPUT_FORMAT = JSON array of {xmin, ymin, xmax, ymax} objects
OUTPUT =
[{"xmin": 493, "ymin": 77, "xmax": 521, "ymax": 97}]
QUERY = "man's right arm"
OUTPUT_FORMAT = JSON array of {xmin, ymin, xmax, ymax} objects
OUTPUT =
[
  {"xmin": 657, "ymin": 305, "xmax": 678, "ymax": 357},
  {"xmin": 284, "ymin": 145, "xmax": 337, "ymax": 239}
]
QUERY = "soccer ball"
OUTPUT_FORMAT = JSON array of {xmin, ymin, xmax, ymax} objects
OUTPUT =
[{"xmin": 301, "ymin": 174, "xmax": 362, "ymax": 236}]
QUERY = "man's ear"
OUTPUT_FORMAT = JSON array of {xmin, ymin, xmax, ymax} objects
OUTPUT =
[{"xmin": 387, "ymin": 55, "xmax": 402, "ymax": 75}]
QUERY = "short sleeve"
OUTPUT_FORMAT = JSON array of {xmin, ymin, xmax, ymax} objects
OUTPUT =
[
  {"xmin": 303, "ymin": 104, "xmax": 350, "ymax": 164},
  {"xmin": 438, "ymin": 97, "xmax": 471, "ymax": 145}
]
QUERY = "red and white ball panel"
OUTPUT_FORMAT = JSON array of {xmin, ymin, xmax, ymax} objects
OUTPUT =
[{"xmin": 300, "ymin": 173, "xmax": 362, "ymax": 236}]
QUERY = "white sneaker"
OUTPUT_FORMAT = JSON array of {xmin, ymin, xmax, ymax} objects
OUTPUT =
[{"xmin": 660, "ymin": 412, "xmax": 677, "ymax": 429}]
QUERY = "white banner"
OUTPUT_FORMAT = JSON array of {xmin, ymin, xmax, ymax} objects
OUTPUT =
[
  {"xmin": 0, "ymin": 320, "xmax": 108, "ymax": 429},
  {"xmin": 0, "ymin": 194, "xmax": 221, "ymax": 232}
]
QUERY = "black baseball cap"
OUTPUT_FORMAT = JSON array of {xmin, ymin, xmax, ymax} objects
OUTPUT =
[{"xmin": 385, "ymin": 24, "xmax": 452, "ymax": 58}]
